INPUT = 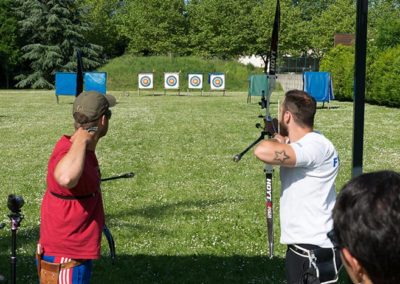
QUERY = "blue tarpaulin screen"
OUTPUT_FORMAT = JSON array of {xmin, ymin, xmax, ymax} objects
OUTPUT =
[
  {"xmin": 55, "ymin": 72, "xmax": 77, "ymax": 96},
  {"xmin": 55, "ymin": 72, "xmax": 107, "ymax": 97},
  {"xmin": 84, "ymin": 72, "xmax": 107, "ymax": 94},
  {"xmin": 303, "ymin": 72, "xmax": 334, "ymax": 102}
]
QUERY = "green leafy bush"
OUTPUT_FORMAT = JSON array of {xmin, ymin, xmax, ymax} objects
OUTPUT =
[
  {"xmin": 320, "ymin": 45, "xmax": 354, "ymax": 101},
  {"xmin": 367, "ymin": 46, "xmax": 400, "ymax": 107}
]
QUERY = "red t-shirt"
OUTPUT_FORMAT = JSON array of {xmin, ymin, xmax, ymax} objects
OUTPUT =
[{"xmin": 39, "ymin": 136, "xmax": 105, "ymax": 259}]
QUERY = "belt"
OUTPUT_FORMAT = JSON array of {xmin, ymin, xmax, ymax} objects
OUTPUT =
[
  {"xmin": 288, "ymin": 244, "xmax": 313, "ymax": 257},
  {"xmin": 50, "ymin": 191, "xmax": 97, "ymax": 200},
  {"xmin": 289, "ymin": 244, "xmax": 335, "ymax": 260}
]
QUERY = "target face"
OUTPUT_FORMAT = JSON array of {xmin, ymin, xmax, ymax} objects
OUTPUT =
[
  {"xmin": 164, "ymin": 73, "xmax": 179, "ymax": 89},
  {"xmin": 138, "ymin": 73, "xmax": 153, "ymax": 89},
  {"xmin": 188, "ymin": 74, "xmax": 203, "ymax": 89},
  {"xmin": 210, "ymin": 74, "xmax": 225, "ymax": 90},
  {"xmin": 140, "ymin": 76, "xmax": 151, "ymax": 87}
]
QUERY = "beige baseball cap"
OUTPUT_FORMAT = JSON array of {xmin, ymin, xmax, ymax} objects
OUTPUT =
[{"xmin": 73, "ymin": 91, "xmax": 116, "ymax": 123}]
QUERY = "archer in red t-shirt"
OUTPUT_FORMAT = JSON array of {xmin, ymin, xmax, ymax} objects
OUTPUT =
[
  {"xmin": 38, "ymin": 91, "xmax": 116, "ymax": 284},
  {"xmin": 40, "ymin": 135, "xmax": 105, "ymax": 259}
]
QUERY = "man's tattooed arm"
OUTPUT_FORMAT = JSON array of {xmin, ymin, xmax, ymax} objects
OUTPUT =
[
  {"xmin": 254, "ymin": 140, "xmax": 296, "ymax": 166},
  {"xmin": 274, "ymin": 150, "xmax": 289, "ymax": 163}
]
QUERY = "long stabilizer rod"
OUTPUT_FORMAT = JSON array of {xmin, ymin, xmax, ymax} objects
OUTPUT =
[{"xmin": 101, "ymin": 172, "xmax": 135, "ymax": 182}]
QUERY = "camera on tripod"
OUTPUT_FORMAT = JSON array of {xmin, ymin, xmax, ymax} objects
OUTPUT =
[{"xmin": 7, "ymin": 194, "xmax": 24, "ymax": 214}]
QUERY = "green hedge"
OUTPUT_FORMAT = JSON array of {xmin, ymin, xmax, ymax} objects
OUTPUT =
[
  {"xmin": 321, "ymin": 44, "xmax": 400, "ymax": 107},
  {"xmin": 367, "ymin": 46, "xmax": 400, "ymax": 107},
  {"xmin": 320, "ymin": 45, "xmax": 354, "ymax": 101}
]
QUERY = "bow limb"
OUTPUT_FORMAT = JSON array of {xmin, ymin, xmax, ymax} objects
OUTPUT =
[
  {"xmin": 103, "ymin": 224, "xmax": 116, "ymax": 264},
  {"xmin": 76, "ymin": 50, "xmax": 83, "ymax": 97}
]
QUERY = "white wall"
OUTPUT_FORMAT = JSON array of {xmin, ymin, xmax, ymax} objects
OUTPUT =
[
  {"xmin": 276, "ymin": 74, "xmax": 303, "ymax": 92},
  {"xmin": 238, "ymin": 55, "xmax": 265, "ymax": 68}
]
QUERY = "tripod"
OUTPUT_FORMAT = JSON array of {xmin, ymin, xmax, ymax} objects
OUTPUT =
[
  {"xmin": 6, "ymin": 194, "xmax": 24, "ymax": 284},
  {"xmin": 8, "ymin": 211, "xmax": 23, "ymax": 284},
  {"xmin": 0, "ymin": 222, "xmax": 5, "ymax": 282}
]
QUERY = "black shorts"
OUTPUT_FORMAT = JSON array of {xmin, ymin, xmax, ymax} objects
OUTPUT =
[{"xmin": 285, "ymin": 244, "xmax": 342, "ymax": 284}]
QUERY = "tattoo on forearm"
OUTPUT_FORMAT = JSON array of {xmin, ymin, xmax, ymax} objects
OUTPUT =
[{"xmin": 274, "ymin": 150, "xmax": 289, "ymax": 163}]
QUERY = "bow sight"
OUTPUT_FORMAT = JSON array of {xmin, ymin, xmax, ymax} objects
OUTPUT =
[{"xmin": 233, "ymin": 86, "xmax": 278, "ymax": 163}]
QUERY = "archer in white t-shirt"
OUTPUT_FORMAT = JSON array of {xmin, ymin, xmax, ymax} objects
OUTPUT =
[{"xmin": 254, "ymin": 90, "xmax": 341, "ymax": 284}]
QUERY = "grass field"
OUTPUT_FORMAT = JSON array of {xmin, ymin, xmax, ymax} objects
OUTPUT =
[{"xmin": 0, "ymin": 90, "xmax": 399, "ymax": 283}]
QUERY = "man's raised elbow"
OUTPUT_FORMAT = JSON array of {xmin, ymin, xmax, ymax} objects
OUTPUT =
[{"xmin": 55, "ymin": 175, "xmax": 77, "ymax": 189}]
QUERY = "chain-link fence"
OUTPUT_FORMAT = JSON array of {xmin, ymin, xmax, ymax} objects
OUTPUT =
[{"xmin": 278, "ymin": 57, "xmax": 319, "ymax": 73}]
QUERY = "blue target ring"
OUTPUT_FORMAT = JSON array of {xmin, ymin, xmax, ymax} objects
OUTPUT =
[
  {"xmin": 140, "ymin": 76, "xmax": 151, "ymax": 87},
  {"xmin": 212, "ymin": 76, "xmax": 223, "ymax": 88},
  {"xmin": 166, "ymin": 76, "xmax": 177, "ymax": 87},
  {"xmin": 190, "ymin": 76, "xmax": 201, "ymax": 87}
]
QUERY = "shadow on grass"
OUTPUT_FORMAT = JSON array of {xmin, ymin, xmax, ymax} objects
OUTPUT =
[
  {"xmin": 0, "ymin": 253, "xmax": 352, "ymax": 284},
  {"xmin": 0, "ymin": 225, "xmax": 39, "ymax": 283},
  {"xmin": 0, "ymin": 235, "xmax": 350, "ymax": 284},
  {"xmin": 92, "ymin": 254, "xmax": 286, "ymax": 283},
  {"xmin": 0, "ymin": 202, "xmax": 350, "ymax": 283},
  {"xmin": 0, "ymin": 254, "xmax": 286, "ymax": 283},
  {"xmin": 0, "ymin": 222, "xmax": 286, "ymax": 283}
]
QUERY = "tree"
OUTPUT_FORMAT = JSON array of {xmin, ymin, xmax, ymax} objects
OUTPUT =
[
  {"xmin": 78, "ymin": 0, "xmax": 128, "ymax": 58},
  {"xmin": 118, "ymin": 0, "xmax": 187, "ymax": 56},
  {"xmin": 0, "ymin": 0, "xmax": 20, "ymax": 88},
  {"xmin": 368, "ymin": 0, "xmax": 400, "ymax": 50},
  {"xmin": 248, "ymin": 0, "xmax": 308, "ymax": 69},
  {"xmin": 292, "ymin": 0, "xmax": 335, "ymax": 21},
  {"xmin": 309, "ymin": 0, "xmax": 356, "ymax": 59},
  {"xmin": 187, "ymin": 0, "xmax": 260, "ymax": 59},
  {"xmin": 15, "ymin": 0, "xmax": 103, "ymax": 89}
]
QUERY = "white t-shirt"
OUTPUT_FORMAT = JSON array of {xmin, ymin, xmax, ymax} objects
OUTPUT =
[{"xmin": 280, "ymin": 131, "xmax": 339, "ymax": 248}]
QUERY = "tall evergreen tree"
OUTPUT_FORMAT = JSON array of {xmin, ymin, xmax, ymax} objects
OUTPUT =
[
  {"xmin": 15, "ymin": 0, "xmax": 103, "ymax": 89},
  {"xmin": 0, "ymin": 0, "xmax": 20, "ymax": 88}
]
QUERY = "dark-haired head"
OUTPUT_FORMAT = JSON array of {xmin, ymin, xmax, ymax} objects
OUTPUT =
[
  {"xmin": 333, "ymin": 170, "xmax": 400, "ymax": 284},
  {"xmin": 282, "ymin": 90, "xmax": 316, "ymax": 128}
]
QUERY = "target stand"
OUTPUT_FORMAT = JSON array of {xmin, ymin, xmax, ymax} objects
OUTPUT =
[
  {"xmin": 138, "ymin": 73, "xmax": 155, "ymax": 96},
  {"xmin": 164, "ymin": 72, "xmax": 180, "ymax": 95},
  {"xmin": 187, "ymin": 73, "xmax": 204, "ymax": 96},
  {"xmin": 208, "ymin": 73, "xmax": 226, "ymax": 96}
]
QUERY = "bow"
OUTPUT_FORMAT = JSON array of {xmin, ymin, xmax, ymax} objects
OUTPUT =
[
  {"xmin": 261, "ymin": 0, "xmax": 281, "ymax": 258},
  {"xmin": 264, "ymin": 0, "xmax": 280, "ymax": 259},
  {"xmin": 266, "ymin": 0, "xmax": 280, "ymax": 77},
  {"xmin": 75, "ymin": 49, "xmax": 116, "ymax": 263},
  {"xmin": 233, "ymin": 0, "xmax": 280, "ymax": 258},
  {"xmin": 76, "ymin": 50, "xmax": 83, "ymax": 97}
]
